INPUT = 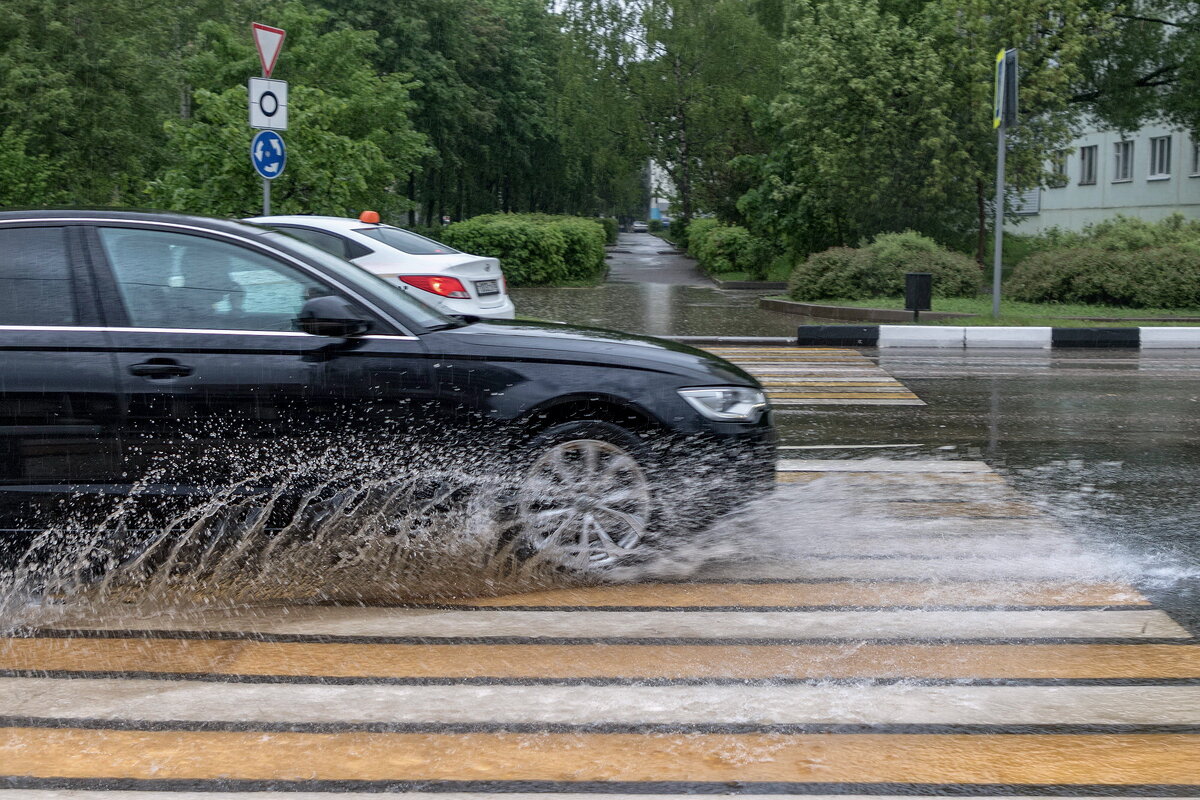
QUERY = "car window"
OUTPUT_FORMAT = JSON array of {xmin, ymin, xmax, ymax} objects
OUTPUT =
[
  {"xmin": 98, "ymin": 227, "xmax": 336, "ymax": 332},
  {"xmin": 355, "ymin": 225, "xmax": 459, "ymax": 255},
  {"xmin": 0, "ymin": 226, "xmax": 75, "ymax": 326},
  {"xmin": 270, "ymin": 226, "xmax": 350, "ymax": 259},
  {"xmin": 261, "ymin": 231, "xmax": 457, "ymax": 330}
]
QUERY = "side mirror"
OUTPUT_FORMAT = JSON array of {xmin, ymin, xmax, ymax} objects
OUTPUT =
[{"xmin": 294, "ymin": 295, "xmax": 373, "ymax": 338}]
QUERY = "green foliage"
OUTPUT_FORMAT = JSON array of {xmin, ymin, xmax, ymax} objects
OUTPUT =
[
  {"xmin": 788, "ymin": 231, "xmax": 981, "ymax": 300},
  {"xmin": 146, "ymin": 4, "xmax": 428, "ymax": 219},
  {"xmin": 563, "ymin": 0, "xmax": 781, "ymax": 223},
  {"xmin": 1024, "ymin": 214, "xmax": 1200, "ymax": 252},
  {"xmin": 687, "ymin": 218, "xmax": 778, "ymax": 279},
  {"xmin": 440, "ymin": 213, "xmax": 607, "ymax": 285},
  {"xmin": 599, "ymin": 217, "xmax": 619, "ymax": 245},
  {"xmin": 0, "ymin": 126, "xmax": 54, "ymax": 207},
  {"xmin": 1008, "ymin": 246, "xmax": 1200, "ymax": 308},
  {"xmin": 741, "ymin": 0, "xmax": 1104, "ymax": 259},
  {"xmin": 647, "ymin": 219, "xmax": 664, "ymax": 232},
  {"xmin": 668, "ymin": 217, "xmax": 690, "ymax": 248},
  {"xmin": 1075, "ymin": 4, "xmax": 1200, "ymax": 136}
]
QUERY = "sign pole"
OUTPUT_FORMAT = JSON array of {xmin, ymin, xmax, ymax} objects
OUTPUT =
[
  {"xmin": 991, "ymin": 48, "xmax": 1016, "ymax": 319},
  {"xmin": 992, "ymin": 123, "xmax": 1005, "ymax": 318},
  {"xmin": 250, "ymin": 22, "xmax": 287, "ymax": 216}
]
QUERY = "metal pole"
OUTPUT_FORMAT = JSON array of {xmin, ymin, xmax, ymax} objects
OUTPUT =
[
  {"xmin": 263, "ymin": 177, "xmax": 270, "ymax": 216},
  {"xmin": 991, "ymin": 124, "xmax": 1006, "ymax": 318}
]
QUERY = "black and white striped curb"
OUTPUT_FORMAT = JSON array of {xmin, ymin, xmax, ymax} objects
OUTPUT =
[{"xmin": 796, "ymin": 325, "xmax": 1200, "ymax": 349}]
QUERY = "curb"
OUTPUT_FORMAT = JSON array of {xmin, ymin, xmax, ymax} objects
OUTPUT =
[
  {"xmin": 664, "ymin": 336, "xmax": 798, "ymax": 345},
  {"xmin": 715, "ymin": 280, "xmax": 790, "ymax": 290},
  {"xmin": 797, "ymin": 325, "xmax": 1200, "ymax": 349},
  {"xmin": 761, "ymin": 297, "xmax": 976, "ymax": 322}
]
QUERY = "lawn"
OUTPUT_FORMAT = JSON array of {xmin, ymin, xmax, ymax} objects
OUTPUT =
[
  {"xmin": 710, "ymin": 259, "xmax": 793, "ymax": 283},
  {"xmin": 776, "ymin": 296, "xmax": 1200, "ymax": 327}
]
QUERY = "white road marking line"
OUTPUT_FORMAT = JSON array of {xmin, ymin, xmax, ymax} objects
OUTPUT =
[
  {"xmin": 778, "ymin": 460, "xmax": 991, "ymax": 472},
  {"xmin": 699, "ymin": 557, "xmax": 1132, "ymax": 582},
  {"xmin": 4, "ymin": 679, "xmax": 1196, "ymax": 726},
  {"xmin": 46, "ymin": 608, "xmax": 1189, "ymax": 640},
  {"xmin": 779, "ymin": 444, "xmax": 925, "ymax": 449}
]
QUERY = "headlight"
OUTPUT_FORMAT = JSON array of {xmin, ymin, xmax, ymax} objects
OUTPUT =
[{"xmin": 678, "ymin": 386, "xmax": 768, "ymax": 422}]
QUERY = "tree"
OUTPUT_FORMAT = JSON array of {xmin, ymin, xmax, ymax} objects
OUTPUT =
[
  {"xmin": 146, "ymin": 2, "xmax": 428, "ymax": 218},
  {"xmin": 740, "ymin": 0, "xmax": 1105, "ymax": 260},
  {"xmin": 0, "ymin": 126, "xmax": 54, "ymax": 207},
  {"xmin": 1072, "ymin": 1, "xmax": 1200, "ymax": 135},
  {"xmin": 563, "ymin": 0, "xmax": 781, "ymax": 224},
  {"xmin": 0, "ymin": 0, "xmax": 187, "ymax": 204}
]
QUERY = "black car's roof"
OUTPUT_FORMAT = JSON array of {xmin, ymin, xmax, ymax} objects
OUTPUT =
[{"xmin": 0, "ymin": 209, "xmax": 263, "ymax": 237}]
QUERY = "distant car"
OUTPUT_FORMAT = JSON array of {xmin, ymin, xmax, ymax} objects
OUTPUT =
[
  {"xmin": 631, "ymin": 220, "xmax": 649, "ymax": 233},
  {"xmin": 244, "ymin": 213, "xmax": 515, "ymax": 320}
]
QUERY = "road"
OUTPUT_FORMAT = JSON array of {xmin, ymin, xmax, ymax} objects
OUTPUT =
[{"xmin": 1, "ymin": 345, "xmax": 1197, "ymax": 795}]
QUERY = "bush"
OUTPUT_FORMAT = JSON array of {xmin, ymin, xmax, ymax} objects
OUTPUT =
[
  {"xmin": 788, "ymin": 231, "xmax": 981, "ymax": 301},
  {"xmin": 440, "ymin": 213, "xmax": 606, "ymax": 286},
  {"xmin": 1008, "ymin": 244, "xmax": 1200, "ymax": 308},
  {"xmin": 668, "ymin": 217, "xmax": 689, "ymax": 248},
  {"xmin": 684, "ymin": 218, "xmax": 720, "ymax": 258},
  {"xmin": 598, "ymin": 217, "xmax": 619, "ymax": 245},
  {"xmin": 648, "ymin": 219, "xmax": 664, "ymax": 232},
  {"xmin": 685, "ymin": 219, "xmax": 779, "ymax": 280},
  {"xmin": 1024, "ymin": 214, "xmax": 1200, "ymax": 253}
]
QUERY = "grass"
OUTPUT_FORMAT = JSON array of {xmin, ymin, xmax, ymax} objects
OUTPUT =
[
  {"xmin": 770, "ymin": 295, "xmax": 1200, "ymax": 327},
  {"xmin": 711, "ymin": 256, "xmax": 793, "ymax": 284}
]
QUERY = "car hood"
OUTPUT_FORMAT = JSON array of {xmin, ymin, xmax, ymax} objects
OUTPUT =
[{"xmin": 426, "ymin": 320, "xmax": 759, "ymax": 385}]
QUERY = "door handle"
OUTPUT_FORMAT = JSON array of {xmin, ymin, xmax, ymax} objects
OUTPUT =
[{"xmin": 129, "ymin": 360, "xmax": 193, "ymax": 379}]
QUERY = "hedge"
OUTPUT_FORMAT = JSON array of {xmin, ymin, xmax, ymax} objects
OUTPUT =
[
  {"xmin": 686, "ymin": 219, "xmax": 778, "ymax": 280},
  {"xmin": 1008, "ymin": 244, "xmax": 1200, "ymax": 308},
  {"xmin": 788, "ymin": 231, "xmax": 980, "ymax": 301},
  {"xmin": 1025, "ymin": 213, "xmax": 1200, "ymax": 253},
  {"xmin": 599, "ymin": 217, "xmax": 619, "ymax": 245},
  {"xmin": 439, "ymin": 213, "xmax": 607, "ymax": 286}
]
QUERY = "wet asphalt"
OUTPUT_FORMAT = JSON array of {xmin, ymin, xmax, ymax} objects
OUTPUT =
[
  {"xmin": 511, "ymin": 232, "xmax": 805, "ymax": 336},
  {"xmin": 516, "ymin": 236, "xmax": 1200, "ymax": 633}
]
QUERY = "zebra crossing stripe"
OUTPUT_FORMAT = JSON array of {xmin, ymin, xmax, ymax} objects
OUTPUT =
[{"xmin": 5, "ymin": 728, "xmax": 1196, "ymax": 784}]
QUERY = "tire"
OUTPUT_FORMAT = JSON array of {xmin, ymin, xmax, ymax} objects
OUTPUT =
[{"xmin": 508, "ymin": 420, "xmax": 658, "ymax": 570}]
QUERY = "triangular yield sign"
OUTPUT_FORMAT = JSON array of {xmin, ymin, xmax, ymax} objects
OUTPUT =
[{"xmin": 252, "ymin": 22, "xmax": 286, "ymax": 78}]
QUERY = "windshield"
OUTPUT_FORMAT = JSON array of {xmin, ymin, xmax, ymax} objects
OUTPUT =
[
  {"xmin": 356, "ymin": 225, "xmax": 459, "ymax": 255},
  {"xmin": 261, "ymin": 230, "xmax": 459, "ymax": 331}
]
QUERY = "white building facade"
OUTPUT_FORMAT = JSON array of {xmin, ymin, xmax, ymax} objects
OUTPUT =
[{"xmin": 1008, "ymin": 122, "xmax": 1200, "ymax": 234}]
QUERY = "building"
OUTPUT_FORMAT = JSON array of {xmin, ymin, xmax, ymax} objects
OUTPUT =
[
  {"xmin": 647, "ymin": 161, "xmax": 674, "ymax": 221},
  {"xmin": 1008, "ymin": 122, "xmax": 1200, "ymax": 234}
]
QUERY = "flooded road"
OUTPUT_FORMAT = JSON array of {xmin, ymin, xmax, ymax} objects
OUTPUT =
[
  {"xmin": 2, "ymin": 239, "xmax": 1199, "ymax": 796},
  {"xmin": 511, "ymin": 232, "xmax": 806, "ymax": 337}
]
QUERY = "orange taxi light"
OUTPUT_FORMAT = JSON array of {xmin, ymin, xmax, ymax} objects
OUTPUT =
[{"xmin": 358, "ymin": 210, "xmax": 381, "ymax": 224}]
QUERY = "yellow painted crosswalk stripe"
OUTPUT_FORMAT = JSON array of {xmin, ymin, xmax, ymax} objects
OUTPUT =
[
  {"xmin": 5, "ymin": 639, "xmax": 1194, "ymax": 680},
  {"xmin": 705, "ymin": 346, "xmax": 924, "ymax": 406},
  {"xmin": 7, "ymin": 728, "xmax": 1196, "ymax": 784},
  {"xmin": 2, "ymin": 459, "xmax": 1194, "ymax": 793}
]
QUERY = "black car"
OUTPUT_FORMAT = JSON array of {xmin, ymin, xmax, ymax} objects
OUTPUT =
[{"xmin": 0, "ymin": 210, "xmax": 774, "ymax": 573}]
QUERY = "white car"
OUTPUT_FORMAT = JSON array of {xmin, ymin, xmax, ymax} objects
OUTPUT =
[{"xmin": 244, "ymin": 213, "xmax": 516, "ymax": 319}]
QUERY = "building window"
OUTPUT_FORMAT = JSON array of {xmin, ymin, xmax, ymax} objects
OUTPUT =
[
  {"xmin": 1149, "ymin": 136, "xmax": 1171, "ymax": 178},
  {"xmin": 1079, "ymin": 145, "xmax": 1097, "ymax": 185},
  {"xmin": 1113, "ymin": 140, "xmax": 1133, "ymax": 182}
]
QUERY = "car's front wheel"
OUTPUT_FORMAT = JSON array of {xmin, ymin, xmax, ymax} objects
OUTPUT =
[{"xmin": 512, "ymin": 420, "xmax": 655, "ymax": 570}]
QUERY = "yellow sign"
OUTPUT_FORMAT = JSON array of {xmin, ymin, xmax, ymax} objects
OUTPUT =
[{"xmin": 993, "ymin": 49, "xmax": 1006, "ymax": 129}]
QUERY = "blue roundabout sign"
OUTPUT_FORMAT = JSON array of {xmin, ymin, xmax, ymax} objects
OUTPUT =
[{"xmin": 251, "ymin": 130, "xmax": 286, "ymax": 180}]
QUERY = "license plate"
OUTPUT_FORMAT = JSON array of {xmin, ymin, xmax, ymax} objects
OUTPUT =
[{"xmin": 475, "ymin": 279, "xmax": 499, "ymax": 296}]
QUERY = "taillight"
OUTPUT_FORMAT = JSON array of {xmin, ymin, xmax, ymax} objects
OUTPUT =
[{"xmin": 398, "ymin": 275, "xmax": 470, "ymax": 299}]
